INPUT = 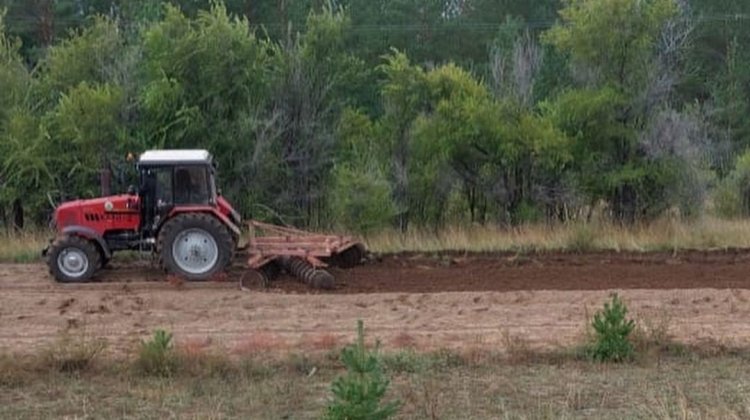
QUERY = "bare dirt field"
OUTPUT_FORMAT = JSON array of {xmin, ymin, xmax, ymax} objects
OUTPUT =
[{"xmin": 2, "ymin": 251, "xmax": 750, "ymax": 355}]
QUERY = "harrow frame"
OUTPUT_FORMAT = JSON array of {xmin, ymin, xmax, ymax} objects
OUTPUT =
[{"xmin": 245, "ymin": 220, "xmax": 363, "ymax": 269}]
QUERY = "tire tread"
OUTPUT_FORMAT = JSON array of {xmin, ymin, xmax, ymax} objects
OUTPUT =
[
  {"xmin": 46, "ymin": 235, "xmax": 101, "ymax": 282},
  {"xmin": 157, "ymin": 212, "xmax": 234, "ymax": 281}
]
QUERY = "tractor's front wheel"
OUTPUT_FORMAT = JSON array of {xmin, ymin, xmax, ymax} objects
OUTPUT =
[
  {"xmin": 158, "ymin": 213, "xmax": 234, "ymax": 281},
  {"xmin": 46, "ymin": 235, "xmax": 100, "ymax": 283}
]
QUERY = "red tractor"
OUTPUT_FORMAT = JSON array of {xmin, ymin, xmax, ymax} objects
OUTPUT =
[{"xmin": 44, "ymin": 149, "xmax": 364, "ymax": 287}]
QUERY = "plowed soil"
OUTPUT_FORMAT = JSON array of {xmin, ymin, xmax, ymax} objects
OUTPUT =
[{"xmin": 2, "ymin": 251, "xmax": 750, "ymax": 355}]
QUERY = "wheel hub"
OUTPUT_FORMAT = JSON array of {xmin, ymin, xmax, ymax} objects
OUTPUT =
[
  {"xmin": 57, "ymin": 248, "xmax": 89, "ymax": 278},
  {"xmin": 172, "ymin": 228, "xmax": 219, "ymax": 275}
]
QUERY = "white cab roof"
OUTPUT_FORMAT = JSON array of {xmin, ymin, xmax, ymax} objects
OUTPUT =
[{"xmin": 138, "ymin": 149, "xmax": 212, "ymax": 165}]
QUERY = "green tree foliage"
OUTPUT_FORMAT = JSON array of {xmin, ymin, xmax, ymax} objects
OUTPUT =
[
  {"xmin": 42, "ymin": 16, "xmax": 125, "ymax": 93},
  {"xmin": 709, "ymin": 37, "xmax": 750, "ymax": 163},
  {"xmin": 377, "ymin": 50, "xmax": 428, "ymax": 230},
  {"xmin": 266, "ymin": 5, "xmax": 368, "ymax": 226},
  {"xmin": 542, "ymin": 0, "xmax": 693, "ymax": 222},
  {"xmin": 140, "ymin": 3, "xmax": 272, "ymax": 148},
  {"xmin": 685, "ymin": 0, "xmax": 750, "ymax": 124},
  {"xmin": 139, "ymin": 3, "xmax": 278, "ymax": 218},
  {"xmin": 714, "ymin": 150, "xmax": 750, "ymax": 218},
  {"xmin": 374, "ymin": 52, "xmax": 572, "ymax": 226},
  {"xmin": 1, "ymin": 110, "xmax": 52, "ymax": 225},
  {"xmin": 343, "ymin": 0, "xmax": 559, "ymax": 72},
  {"xmin": 1, "ymin": 0, "xmax": 749, "ymax": 230},
  {"xmin": 325, "ymin": 320, "xmax": 400, "ymax": 420},
  {"xmin": 0, "ymin": 10, "xmax": 42, "ymax": 226},
  {"xmin": 329, "ymin": 165, "xmax": 395, "ymax": 234},
  {"xmin": 413, "ymin": 64, "xmax": 570, "ymax": 224},
  {"xmin": 136, "ymin": 329, "xmax": 177, "ymax": 377},
  {"xmin": 0, "ymin": 10, "xmax": 29, "ymax": 124},
  {"xmin": 47, "ymin": 82, "xmax": 127, "ymax": 196},
  {"xmin": 330, "ymin": 109, "xmax": 395, "ymax": 233},
  {"xmin": 543, "ymin": 0, "xmax": 676, "ymax": 91}
]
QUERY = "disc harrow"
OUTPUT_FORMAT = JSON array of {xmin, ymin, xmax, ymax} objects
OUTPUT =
[{"xmin": 244, "ymin": 220, "xmax": 365, "ymax": 289}]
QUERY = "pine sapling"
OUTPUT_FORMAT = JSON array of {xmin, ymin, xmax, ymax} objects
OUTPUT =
[
  {"xmin": 325, "ymin": 320, "xmax": 400, "ymax": 420},
  {"xmin": 590, "ymin": 293, "xmax": 636, "ymax": 362}
]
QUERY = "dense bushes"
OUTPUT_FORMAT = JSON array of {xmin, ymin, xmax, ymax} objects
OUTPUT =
[{"xmin": 1, "ymin": 1, "xmax": 749, "ymax": 231}]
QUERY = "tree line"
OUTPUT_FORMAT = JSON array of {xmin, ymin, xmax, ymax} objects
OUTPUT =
[{"xmin": 1, "ymin": 0, "xmax": 750, "ymax": 232}]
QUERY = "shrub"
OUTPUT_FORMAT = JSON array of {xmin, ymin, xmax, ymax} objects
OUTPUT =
[
  {"xmin": 0, "ymin": 353, "xmax": 35, "ymax": 386},
  {"xmin": 714, "ymin": 150, "xmax": 750, "ymax": 218},
  {"xmin": 325, "ymin": 320, "xmax": 400, "ymax": 420},
  {"xmin": 135, "ymin": 329, "xmax": 178, "ymax": 377},
  {"xmin": 588, "ymin": 293, "xmax": 636, "ymax": 362},
  {"xmin": 329, "ymin": 165, "xmax": 396, "ymax": 234},
  {"xmin": 382, "ymin": 349, "xmax": 466, "ymax": 374},
  {"xmin": 381, "ymin": 350, "xmax": 429, "ymax": 374},
  {"xmin": 42, "ymin": 332, "xmax": 107, "ymax": 374},
  {"xmin": 566, "ymin": 223, "xmax": 596, "ymax": 252}
]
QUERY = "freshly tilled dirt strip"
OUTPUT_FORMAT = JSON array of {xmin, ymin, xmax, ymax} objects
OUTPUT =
[
  {"xmin": 331, "ymin": 250, "xmax": 750, "ymax": 293},
  {"xmin": 7, "ymin": 250, "xmax": 750, "ymax": 294},
  {"xmin": 1, "ymin": 251, "xmax": 750, "ymax": 355}
]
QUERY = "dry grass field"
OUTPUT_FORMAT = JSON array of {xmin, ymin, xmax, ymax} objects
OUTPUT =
[
  {"xmin": 2, "ymin": 337, "xmax": 750, "ymax": 419},
  {"xmin": 4, "ymin": 219, "xmax": 750, "ymax": 418}
]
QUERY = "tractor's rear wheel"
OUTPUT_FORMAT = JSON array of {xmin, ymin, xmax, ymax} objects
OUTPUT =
[
  {"xmin": 46, "ymin": 235, "xmax": 100, "ymax": 283},
  {"xmin": 158, "ymin": 213, "xmax": 234, "ymax": 281}
]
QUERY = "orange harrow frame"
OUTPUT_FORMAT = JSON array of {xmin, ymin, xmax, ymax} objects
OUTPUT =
[{"xmin": 245, "ymin": 220, "xmax": 363, "ymax": 269}]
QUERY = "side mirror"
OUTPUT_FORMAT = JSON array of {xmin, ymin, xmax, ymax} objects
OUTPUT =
[{"xmin": 127, "ymin": 185, "xmax": 136, "ymax": 196}]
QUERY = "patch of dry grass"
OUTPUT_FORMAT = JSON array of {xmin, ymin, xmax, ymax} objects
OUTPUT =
[
  {"xmin": 40, "ymin": 331, "xmax": 108, "ymax": 374},
  {"xmin": 5, "ymin": 217, "xmax": 750, "ymax": 262},
  {"xmin": 2, "ymin": 344, "xmax": 750, "ymax": 419},
  {"xmin": 364, "ymin": 217, "xmax": 750, "ymax": 254},
  {"xmin": 0, "ymin": 229, "xmax": 49, "ymax": 263}
]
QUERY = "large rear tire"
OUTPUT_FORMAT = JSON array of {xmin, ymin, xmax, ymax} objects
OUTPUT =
[
  {"xmin": 158, "ymin": 213, "xmax": 234, "ymax": 281},
  {"xmin": 46, "ymin": 235, "xmax": 100, "ymax": 283}
]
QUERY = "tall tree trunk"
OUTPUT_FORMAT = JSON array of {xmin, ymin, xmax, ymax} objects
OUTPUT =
[
  {"xmin": 100, "ymin": 155, "xmax": 112, "ymax": 197},
  {"xmin": 277, "ymin": 0, "xmax": 287, "ymax": 26},
  {"xmin": 0, "ymin": 205, "xmax": 6, "ymax": 232},
  {"xmin": 612, "ymin": 184, "xmax": 637, "ymax": 225},
  {"xmin": 36, "ymin": 0, "xmax": 55, "ymax": 46},
  {"xmin": 12, "ymin": 198, "xmax": 24, "ymax": 231},
  {"xmin": 394, "ymin": 128, "xmax": 409, "ymax": 232}
]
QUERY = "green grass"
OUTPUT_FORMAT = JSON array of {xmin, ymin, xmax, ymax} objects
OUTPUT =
[{"xmin": 2, "ymin": 346, "xmax": 750, "ymax": 419}]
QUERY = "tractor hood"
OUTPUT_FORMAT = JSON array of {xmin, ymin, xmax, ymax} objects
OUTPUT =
[
  {"xmin": 54, "ymin": 199, "xmax": 86, "ymax": 228},
  {"xmin": 54, "ymin": 195, "xmax": 139, "ymax": 230}
]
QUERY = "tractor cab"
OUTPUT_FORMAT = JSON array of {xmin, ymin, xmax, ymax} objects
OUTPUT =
[{"xmin": 137, "ymin": 149, "xmax": 218, "ymax": 235}]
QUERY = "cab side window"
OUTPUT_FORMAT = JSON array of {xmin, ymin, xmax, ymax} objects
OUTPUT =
[{"xmin": 174, "ymin": 166, "xmax": 209, "ymax": 205}]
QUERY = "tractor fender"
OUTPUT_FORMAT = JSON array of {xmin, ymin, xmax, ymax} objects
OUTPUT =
[
  {"xmin": 61, "ymin": 226, "xmax": 112, "ymax": 258},
  {"xmin": 166, "ymin": 207, "xmax": 242, "ymax": 237}
]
